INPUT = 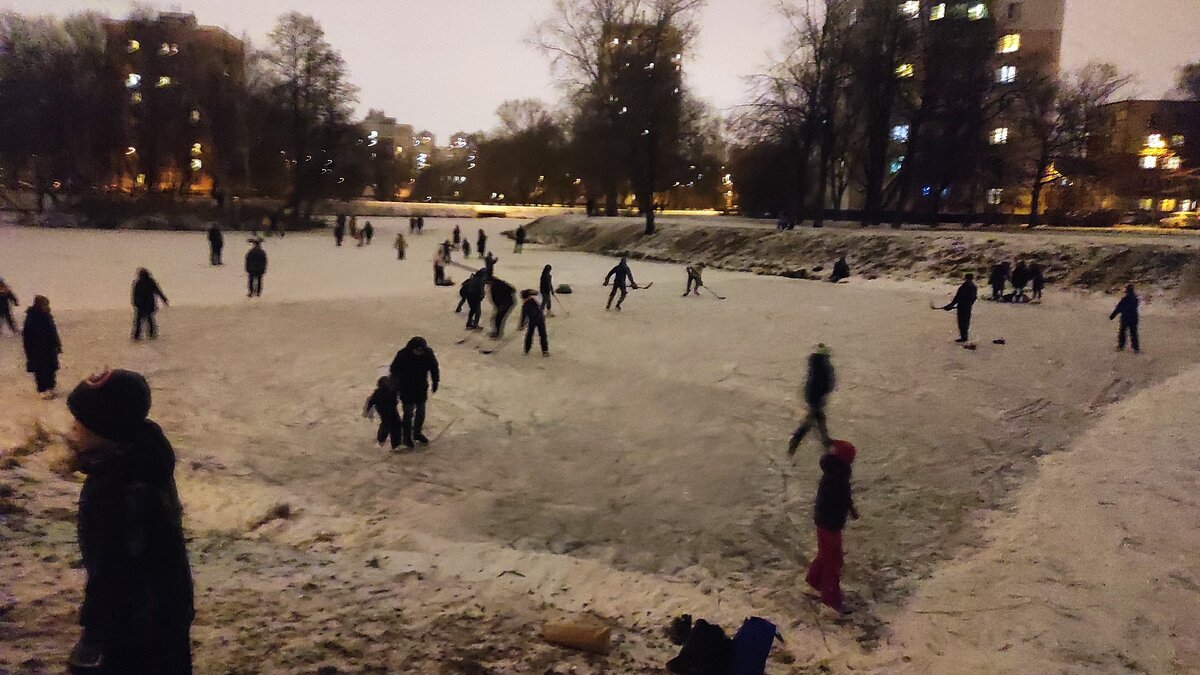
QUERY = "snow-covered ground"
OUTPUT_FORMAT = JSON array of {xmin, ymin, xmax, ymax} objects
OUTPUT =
[{"xmin": 3, "ymin": 217, "xmax": 1200, "ymax": 673}]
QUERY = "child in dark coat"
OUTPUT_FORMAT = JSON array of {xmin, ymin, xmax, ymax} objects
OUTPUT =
[
  {"xmin": 805, "ymin": 439, "xmax": 859, "ymax": 614},
  {"xmin": 518, "ymin": 289, "xmax": 549, "ymax": 356},
  {"xmin": 363, "ymin": 376, "xmax": 402, "ymax": 450}
]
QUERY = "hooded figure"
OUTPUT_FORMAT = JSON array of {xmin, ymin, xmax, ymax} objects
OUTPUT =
[
  {"xmin": 518, "ymin": 289, "xmax": 549, "ymax": 356},
  {"xmin": 943, "ymin": 274, "xmax": 978, "ymax": 343},
  {"xmin": 603, "ymin": 257, "xmax": 638, "ymax": 310},
  {"xmin": 23, "ymin": 295, "xmax": 61, "ymax": 397},
  {"xmin": 487, "ymin": 277, "xmax": 517, "ymax": 338},
  {"xmin": 829, "ymin": 257, "xmax": 850, "ymax": 283},
  {"xmin": 539, "ymin": 265, "xmax": 555, "ymax": 316},
  {"xmin": 788, "ymin": 345, "xmax": 835, "ymax": 455},
  {"xmin": 132, "ymin": 268, "xmax": 169, "ymax": 340},
  {"xmin": 207, "ymin": 225, "xmax": 224, "ymax": 265},
  {"xmin": 389, "ymin": 337, "xmax": 441, "ymax": 447},
  {"xmin": 65, "ymin": 370, "xmax": 194, "ymax": 674},
  {"xmin": 364, "ymin": 376, "xmax": 402, "ymax": 450},
  {"xmin": 245, "ymin": 240, "xmax": 268, "ymax": 298},
  {"xmin": 805, "ymin": 440, "xmax": 859, "ymax": 614},
  {"xmin": 1109, "ymin": 284, "xmax": 1140, "ymax": 353},
  {"xmin": 0, "ymin": 278, "xmax": 20, "ymax": 335},
  {"xmin": 514, "ymin": 225, "xmax": 527, "ymax": 253}
]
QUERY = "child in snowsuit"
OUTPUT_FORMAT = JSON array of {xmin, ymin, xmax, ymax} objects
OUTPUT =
[
  {"xmin": 519, "ymin": 289, "xmax": 549, "ymax": 356},
  {"xmin": 806, "ymin": 440, "xmax": 859, "ymax": 615},
  {"xmin": 364, "ymin": 376, "xmax": 402, "ymax": 449}
]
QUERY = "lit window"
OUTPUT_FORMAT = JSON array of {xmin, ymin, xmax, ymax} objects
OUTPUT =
[
  {"xmin": 190, "ymin": 159, "xmax": 202, "ymax": 172},
  {"xmin": 896, "ymin": 63, "xmax": 915, "ymax": 78},
  {"xmin": 892, "ymin": 124, "xmax": 910, "ymax": 142},
  {"xmin": 889, "ymin": 156, "xmax": 905, "ymax": 174},
  {"xmin": 1141, "ymin": 156, "xmax": 1158, "ymax": 169},
  {"xmin": 990, "ymin": 127, "xmax": 1010, "ymax": 145},
  {"xmin": 156, "ymin": 76, "xmax": 172, "ymax": 88},
  {"xmin": 1171, "ymin": 134, "xmax": 1186, "ymax": 147},
  {"xmin": 130, "ymin": 92, "xmax": 142, "ymax": 104},
  {"xmin": 1162, "ymin": 199, "xmax": 1178, "ymax": 212},
  {"xmin": 899, "ymin": 1, "xmax": 920, "ymax": 18},
  {"xmin": 136, "ymin": 173, "xmax": 146, "ymax": 186},
  {"xmin": 997, "ymin": 66, "xmax": 1017, "ymax": 84},
  {"xmin": 127, "ymin": 40, "xmax": 140, "ymax": 53},
  {"xmin": 931, "ymin": 3, "xmax": 946, "ymax": 20},
  {"xmin": 987, "ymin": 188, "xmax": 1003, "ymax": 205},
  {"xmin": 190, "ymin": 109, "xmax": 200, "ymax": 123},
  {"xmin": 159, "ymin": 43, "xmax": 170, "ymax": 56},
  {"xmin": 998, "ymin": 34, "xmax": 1021, "ymax": 53},
  {"xmin": 191, "ymin": 143, "xmax": 203, "ymax": 157},
  {"xmin": 968, "ymin": 3, "xmax": 989, "ymax": 20},
  {"xmin": 1166, "ymin": 157, "xmax": 1183, "ymax": 170},
  {"xmin": 125, "ymin": 73, "xmax": 142, "ymax": 89},
  {"xmin": 1138, "ymin": 198, "xmax": 1153, "ymax": 210},
  {"xmin": 1147, "ymin": 134, "xmax": 1166, "ymax": 150}
]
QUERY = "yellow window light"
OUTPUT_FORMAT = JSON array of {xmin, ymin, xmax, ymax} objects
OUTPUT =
[{"xmin": 998, "ymin": 34, "xmax": 1020, "ymax": 53}]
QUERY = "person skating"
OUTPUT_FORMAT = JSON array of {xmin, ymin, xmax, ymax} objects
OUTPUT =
[
  {"xmin": 458, "ymin": 271, "xmax": 486, "ymax": 329},
  {"xmin": 363, "ymin": 221, "xmax": 374, "ymax": 245},
  {"xmin": 441, "ymin": 239, "xmax": 453, "ymax": 263},
  {"xmin": 207, "ymin": 224, "xmax": 224, "ymax": 265},
  {"xmin": 484, "ymin": 251, "xmax": 499, "ymax": 279},
  {"xmin": 0, "ymin": 278, "xmax": 19, "ymax": 335},
  {"xmin": 462, "ymin": 238, "xmax": 472, "ymax": 258},
  {"xmin": 409, "ymin": 216, "xmax": 417, "ymax": 234},
  {"xmin": 453, "ymin": 225, "xmax": 462, "ymax": 245},
  {"xmin": 245, "ymin": 239, "xmax": 268, "ymax": 298},
  {"xmin": 1011, "ymin": 260, "xmax": 1030, "ymax": 302},
  {"xmin": 22, "ymin": 295, "xmax": 61, "ymax": 399},
  {"xmin": 132, "ymin": 268, "xmax": 169, "ymax": 340},
  {"xmin": 539, "ymin": 265, "xmax": 555, "ymax": 317},
  {"xmin": 787, "ymin": 344, "xmax": 835, "ymax": 455},
  {"xmin": 1030, "ymin": 263, "xmax": 1045, "ymax": 302},
  {"xmin": 334, "ymin": 216, "xmax": 346, "ymax": 247},
  {"xmin": 64, "ymin": 369, "xmax": 194, "ymax": 674},
  {"xmin": 1109, "ymin": 284, "xmax": 1140, "ymax": 353},
  {"xmin": 683, "ymin": 263, "xmax": 706, "ymax": 296},
  {"xmin": 604, "ymin": 257, "xmax": 638, "ymax": 311},
  {"xmin": 988, "ymin": 262, "xmax": 1009, "ymax": 302},
  {"xmin": 477, "ymin": 229, "xmax": 487, "ymax": 259},
  {"xmin": 518, "ymin": 289, "xmax": 550, "ymax": 356},
  {"xmin": 942, "ymin": 273, "xmax": 978, "ymax": 343},
  {"xmin": 829, "ymin": 257, "xmax": 850, "ymax": 283},
  {"xmin": 389, "ymin": 337, "xmax": 440, "ymax": 447},
  {"xmin": 394, "ymin": 232, "xmax": 407, "ymax": 260},
  {"xmin": 363, "ymin": 376, "xmax": 402, "ymax": 450},
  {"xmin": 805, "ymin": 440, "xmax": 860, "ymax": 616},
  {"xmin": 514, "ymin": 225, "xmax": 527, "ymax": 253},
  {"xmin": 487, "ymin": 276, "xmax": 517, "ymax": 338}
]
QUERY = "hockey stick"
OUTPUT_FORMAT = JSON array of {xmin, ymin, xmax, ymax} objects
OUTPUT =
[
  {"xmin": 702, "ymin": 285, "xmax": 727, "ymax": 300},
  {"xmin": 479, "ymin": 333, "xmax": 519, "ymax": 355}
]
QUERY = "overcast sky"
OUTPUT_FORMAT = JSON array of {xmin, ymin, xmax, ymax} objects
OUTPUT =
[{"xmin": 13, "ymin": 0, "xmax": 1200, "ymax": 140}]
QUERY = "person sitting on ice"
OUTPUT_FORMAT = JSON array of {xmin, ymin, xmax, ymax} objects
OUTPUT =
[
  {"xmin": 805, "ymin": 439, "xmax": 859, "ymax": 616},
  {"xmin": 829, "ymin": 257, "xmax": 851, "ymax": 283}
]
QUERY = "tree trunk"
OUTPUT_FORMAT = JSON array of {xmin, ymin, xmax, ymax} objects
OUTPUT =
[{"xmin": 1029, "ymin": 153, "xmax": 1050, "ymax": 228}]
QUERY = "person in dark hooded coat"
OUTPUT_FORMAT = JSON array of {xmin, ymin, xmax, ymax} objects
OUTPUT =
[
  {"xmin": 788, "ymin": 344, "xmax": 835, "ymax": 455},
  {"xmin": 1109, "ymin": 284, "xmax": 1140, "ymax": 353},
  {"xmin": 514, "ymin": 225, "xmax": 527, "ymax": 253},
  {"xmin": 829, "ymin": 257, "xmax": 850, "ymax": 283},
  {"xmin": 389, "ymin": 337, "xmax": 440, "ymax": 447},
  {"xmin": 518, "ymin": 289, "xmax": 549, "ymax": 356},
  {"xmin": 207, "ymin": 225, "xmax": 224, "ymax": 265},
  {"xmin": 64, "ymin": 369, "xmax": 194, "ymax": 674},
  {"xmin": 22, "ymin": 295, "xmax": 61, "ymax": 398},
  {"xmin": 603, "ymin": 257, "xmax": 638, "ymax": 311},
  {"xmin": 487, "ymin": 276, "xmax": 517, "ymax": 338},
  {"xmin": 457, "ymin": 271, "xmax": 486, "ymax": 330},
  {"xmin": 363, "ymin": 376, "xmax": 402, "ymax": 450},
  {"xmin": 131, "ymin": 268, "xmax": 169, "ymax": 340},
  {"xmin": 942, "ymin": 274, "xmax": 978, "ymax": 343},
  {"xmin": 539, "ymin": 265, "xmax": 555, "ymax": 317},
  {"xmin": 805, "ymin": 440, "xmax": 859, "ymax": 615},
  {"xmin": 245, "ymin": 239, "xmax": 268, "ymax": 298}
]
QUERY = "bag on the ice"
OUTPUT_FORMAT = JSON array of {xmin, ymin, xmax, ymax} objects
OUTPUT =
[
  {"xmin": 725, "ymin": 616, "xmax": 777, "ymax": 675},
  {"xmin": 556, "ymin": 284, "xmax": 573, "ymax": 294},
  {"xmin": 665, "ymin": 618, "xmax": 731, "ymax": 675}
]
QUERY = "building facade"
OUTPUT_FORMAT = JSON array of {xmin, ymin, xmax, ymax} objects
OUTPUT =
[{"xmin": 1094, "ymin": 100, "xmax": 1200, "ymax": 216}]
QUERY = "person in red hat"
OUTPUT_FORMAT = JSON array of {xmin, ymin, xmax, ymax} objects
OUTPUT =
[
  {"xmin": 805, "ymin": 439, "xmax": 859, "ymax": 615},
  {"xmin": 64, "ymin": 369, "xmax": 194, "ymax": 674}
]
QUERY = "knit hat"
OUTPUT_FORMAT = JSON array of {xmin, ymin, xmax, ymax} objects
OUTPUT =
[
  {"xmin": 67, "ymin": 370, "xmax": 152, "ymax": 442},
  {"xmin": 829, "ymin": 439, "xmax": 856, "ymax": 465},
  {"xmin": 816, "ymin": 343, "xmax": 831, "ymax": 357}
]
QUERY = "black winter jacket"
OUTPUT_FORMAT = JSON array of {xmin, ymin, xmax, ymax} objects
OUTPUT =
[
  {"xmin": 22, "ymin": 306, "xmax": 61, "ymax": 373},
  {"xmin": 78, "ymin": 422, "xmax": 194, "ymax": 640},
  {"xmin": 132, "ymin": 276, "xmax": 168, "ymax": 312},
  {"xmin": 1111, "ymin": 293, "xmax": 1139, "ymax": 324},
  {"xmin": 389, "ymin": 344, "xmax": 441, "ymax": 401},
  {"xmin": 489, "ymin": 278, "xmax": 516, "ymax": 307},
  {"xmin": 519, "ymin": 297, "xmax": 545, "ymax": 328},
  {"xmin": 945, "ymin": 281, "xmax": 977, "ymax": 311},
  {"xmin": 804, "ymin": 353, "xmax": 835, "ymax": 406},
  {"xmin": 813, "ymin": 454, "xmax": 854, "ymax": 531},
  {"xmin": 246, "ymin": 247, "xmax": 268, "ymax": 275}
]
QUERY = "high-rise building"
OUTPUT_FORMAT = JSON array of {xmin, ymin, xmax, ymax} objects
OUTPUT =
[
  {"xmin": 1093, "ymin": 99, "xmax": 1200, "ymax": 215},
  {"xmin": 993, "ymin": 0, "xmax": 1065, "ymax": 75}
]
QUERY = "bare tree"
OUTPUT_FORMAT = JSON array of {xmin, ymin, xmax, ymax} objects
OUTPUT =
[
  {"xmin": 1177, "ymin": 62, "xmax": 1200, "ymax": 101},
  {"xmin": 535, "ymin": 0, "xmax": 706, "ymax": 234}
]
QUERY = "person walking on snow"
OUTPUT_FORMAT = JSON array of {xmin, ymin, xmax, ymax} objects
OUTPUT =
[
  {"xmin": 389, "ymin": 337, "xmax": 440, "ymax": 448},
  {"xmin": 1011, "ymin": 260, "xmax": 1030, "ymax": 302},
  {"xmin": 1110, "ymin": 284, "xmax": 1140, "ymax": 353},
  {"xmin": 539, "ymin": 265, "xmax": 555, "ymax": 317},
  {"xmin": 788, "ymin": 344, "xmax": 835, "ymax": 455},
  {"xmin": 245, "ymin": 239, "xmax": 268, "ymax": 298},
  {"xmin": 207, "ymin": 224, "xmax": 224, "ymax": 265},
  {"xmin": 334, "ymin": 216, "xmax": 346, "ymax": 247},
  {"xmin": 1030, "ymin": 263, "xmax": 1046, "ymax": 302},
  {"xmin": 462, "ymin": 238, "xmax": 472, "ymax": 258},
  {"xmin": 64, "ymin": 369, "xmax": 194, "ymax": 674},
  {"xmin": 363, "ymin": 376, "xmax": 402, "ymax": 450},
  {"xmin": 132, "ymin": 268, "xmax": 169, "ymax": 340},
  {"xmin": 363, "ymin": 221, "xmax": 374, "ymax": 245},
  {"xmin": 458, "ymin": 271, "xmax": 486, "ymax": 330},
  {"xmin": 441, "ymin": 239, "xmax": 453, "ymax": 263},
  {"xmin": 394, "ymin": 232, "xmax": 407, "ymax": 260},
  {"xmin": 805, "ymin": 440, "xmax": 859, "ymax": 616},
  {"xmin": 683, "ymin": 263, "xmax": 706, "ymax": 297},
  {"xmin": 477, "ymin": 229, "xmax": 488, "ymax": 259},
  {"xmin": 0, "ymin": 278, "xmax": 20, "ymax": 335},
  {"xmin": 942, "ymin": 273, "xmax": 978, "ymax": 343},
  {"xmin": 604, "ymin": 257, "xmax": 638, "ymax": 311},
  {"xmin": 484, "ymin": 251, "xmax": 499, "ymax": 279},
  {"xmin": 22, "ymin": 295, "xmax": 61, "ymax": 399},
  {"xmin": 514, "ymin": 225, "xmax": 527, "ymax": 253},
  {"xmin": 988, "ymin": 262, "xmax": 1009, "ymax": 302},
  {"xmin": 519, "ymin": 289, "xmax": 549, "ymax": 356},
  {"xmin": 453, "ymin": 225, "xmax": 462, "ymax": 245},
  {"xmin": 487, "ymin": 276, "xmax": 517, "ymax": 339}
]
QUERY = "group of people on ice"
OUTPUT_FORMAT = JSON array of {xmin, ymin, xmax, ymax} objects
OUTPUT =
[{"xmin": 987, "ymin": 259, "xmax": 1045, "ymax": 303}]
